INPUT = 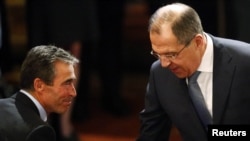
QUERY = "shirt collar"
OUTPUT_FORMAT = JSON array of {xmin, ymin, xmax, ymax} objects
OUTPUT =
[
  {"xmin": 20, "ymin": 89, "xmax": 47, "ymax": 122},
  {"xmin": 197, "ymin": 32, "xmax": 214, "ymax": 73}
]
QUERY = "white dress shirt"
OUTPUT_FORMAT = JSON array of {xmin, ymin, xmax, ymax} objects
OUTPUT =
[
  {"xmin": 196, "ymin": 33, "xmax": 214, "ymax": 117},
  {"xmin": 186, "ymin": 33, "xmax": 213, "ymax": 117}
]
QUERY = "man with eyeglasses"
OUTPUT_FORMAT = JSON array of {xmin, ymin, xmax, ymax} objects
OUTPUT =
[{"xmin": 137, "ymin": 2, "xmax": 250, "ymax": 141}]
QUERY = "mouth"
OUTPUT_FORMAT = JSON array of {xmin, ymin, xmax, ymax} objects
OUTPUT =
[
  {"xmin": 170, "ymin": 67, "xmax": 183, "ymax": 77},
  {"xmin": 170, "ymin": 67, "xmax": 178, "ymax": 73},
  {"xmin": 62, "ymin": 98, "xmax": 73, "ymax": 106}
]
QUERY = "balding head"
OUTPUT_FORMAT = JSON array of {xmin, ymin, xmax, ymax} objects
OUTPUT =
[{"xmin": 149, "ymin": 3, "xmax": 203, "ymax": 45}]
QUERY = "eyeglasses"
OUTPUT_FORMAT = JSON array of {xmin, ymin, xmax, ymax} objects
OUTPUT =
[
  {"xmin": 150, "ymin": 37, "xmax": 194, "ymax": 60},
  {"xmin": 150, "ymin": 46, "xmax": 186, "ymax": 60}
]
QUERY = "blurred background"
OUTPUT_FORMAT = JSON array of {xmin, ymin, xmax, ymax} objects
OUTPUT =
[{"xmin": 1, "ymin": 0, "xmax": 250, "ymax": 141}]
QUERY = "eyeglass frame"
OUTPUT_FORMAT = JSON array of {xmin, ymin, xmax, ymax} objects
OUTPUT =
[{"xmin": 150, "ymin": 36, "xmax": 195, "ymax": 60}]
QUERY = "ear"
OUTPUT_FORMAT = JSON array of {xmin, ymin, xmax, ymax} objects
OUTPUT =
[
  {"xmin": 34, "ymin": 78, "xmax": 45, "ymax": 92},
  {"xmin": 193, "ymin": 34, "xmax": 204, "ymax": 49}
]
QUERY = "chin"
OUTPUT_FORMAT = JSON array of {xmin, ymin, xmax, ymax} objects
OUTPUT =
[
  {"xmin": 174, "ymin": 72, "xmax": 186, "ymax": 78},
  {"xmin": 57, "ymin": 108, "xmax": 68, "ymax": 114}
]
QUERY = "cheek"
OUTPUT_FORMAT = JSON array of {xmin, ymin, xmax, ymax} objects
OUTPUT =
[
  {"xmin": 44, "ymin": 88, "xmax": 61, "ymax": 105},
  {"xmin": 46, "ymin": 91, "xmax": 59, "ymax": 105},
  {"xmin": 173, "ymin": 57, "xmax": 197, "ymax": 76},
  {"xmin": 184, "ymin": 56, "xmax": 200, "ymax": 74}
]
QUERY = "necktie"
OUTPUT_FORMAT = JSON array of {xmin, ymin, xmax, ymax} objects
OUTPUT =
[{"xmin": 188, "ymin": 71, "xmax": 212, "ymax": 129}]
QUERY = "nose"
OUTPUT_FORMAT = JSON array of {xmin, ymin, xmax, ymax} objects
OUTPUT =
[
  {"xmin": 160, "ymin": 58, "xmax": 171, "ymax": 68},
  {"xmin": 69, "ymin": 85, "xmax": 77, "ymax": 97}
]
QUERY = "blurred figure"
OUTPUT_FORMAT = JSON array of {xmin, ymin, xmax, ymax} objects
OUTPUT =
[
  {"xmin": 0, "ymin": 0, "xmax": 11, "ymax": 75},
  {"xmin": 96, "ymin": 0, "xmax": 130, "ymax": 116},
  {"xmin": 0, "ymin": 0, "xmax": 16, "ymax": 98},
  {"xmin": 0, "ymin": 45, "xmax": 79, "ymax": 141},
  {"xmin": 72, "ymin": 0, "xmax": 130, "ymax": 122}
]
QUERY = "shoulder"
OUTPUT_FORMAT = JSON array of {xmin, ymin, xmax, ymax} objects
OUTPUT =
[
  {"xmin": 149, "ymin": 60, "xmax": 175, "ymax": 83},
  {"xmin": 0, "ymin": 94, "xmax": 17, "ymax": 114},
  {"xmin": 26, "ymin": 125, "xmax": 56, "ymax": 141},
  {"xmin": 151, "ymin": 60, "xmax": 161, "ymax": 69},
  {"xmin": 210, "ymin": 34, "xmax": 250, "ymax": 51},
  {"xmin": 209, "ymin": 34, "xmax": 250, "ymax": 60},
  {"xmin": 150, "ymin": 60, "xmax": 172, "ymax": 74}
]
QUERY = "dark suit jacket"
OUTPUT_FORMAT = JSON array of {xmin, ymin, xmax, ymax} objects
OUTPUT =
[
  {"xmin": 0, "ymin": 92, "xmax": 56, "ymax": 141},
  {"xmin": 137, "ymin": 34, "xmax": 250, "ymax": 141}
]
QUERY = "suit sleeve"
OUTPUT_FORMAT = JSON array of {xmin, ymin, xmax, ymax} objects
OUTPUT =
[
  {"xmin": 26, "ymin": 125, "xmax": 56, "ymax": 141},
  {"xmin": 137, "ymin": 62, "xmax": 172, "ymax": 141},
  {"xmin": 0, "ymin": 130, "xmax": 7, "ymax": 141}
]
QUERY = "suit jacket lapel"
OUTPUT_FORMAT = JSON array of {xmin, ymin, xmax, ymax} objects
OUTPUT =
[
  {"xmin": 212, "ymin": 37, "xmax": 236, "ymax": 124},
  {"xmin": 15, "ymin": 92, "xmax": 43, "ymax": 125},
  {"xmin": 162, "ymin": 72, "xmax": 206, "ymax": 132}
]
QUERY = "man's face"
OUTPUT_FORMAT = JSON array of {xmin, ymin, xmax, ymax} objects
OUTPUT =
[
  {"xmin": 40, "ymin": 61, "xmax": 77, "ymax": 114},
  {"xmin": 150, "ymin": 24, "xmax": 202, "ymax": 78}
]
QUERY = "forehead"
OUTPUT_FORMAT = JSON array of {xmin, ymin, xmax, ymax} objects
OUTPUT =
[
  {"xmin": 53, "ymin": 61, "xmax": 74, "ymax": 76},
  {"xmin": 150, "ymin": 24, "xmax": 179, "ymax": 50}
]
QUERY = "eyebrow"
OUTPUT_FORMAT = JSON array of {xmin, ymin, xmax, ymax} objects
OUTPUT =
[{"xmin": 63, "ymin": 78, "xmax": 76, "ymax": 84}]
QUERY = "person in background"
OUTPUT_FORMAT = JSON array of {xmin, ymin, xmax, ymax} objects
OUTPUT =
[
  {"xmin": 0, "ymin": 0, "xmax": 11, "ymax": 76},
  {"xmin": 72, "ymin": 0, "xmax": 130, "ymax": 121},
  {"xmin": 0, "ymin": 0, "xmax": 16, "ymax": 98},
  {"xmin": 0, "ymin": 45, "xmax": 79, "ymax": 141},
  {"xmin": 96, "ymin": 0, "xmax": 129, "ymax": 116},
  {"xmin": 137, "ymin": 2, "xmax": 250, "ymax": 141}
]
